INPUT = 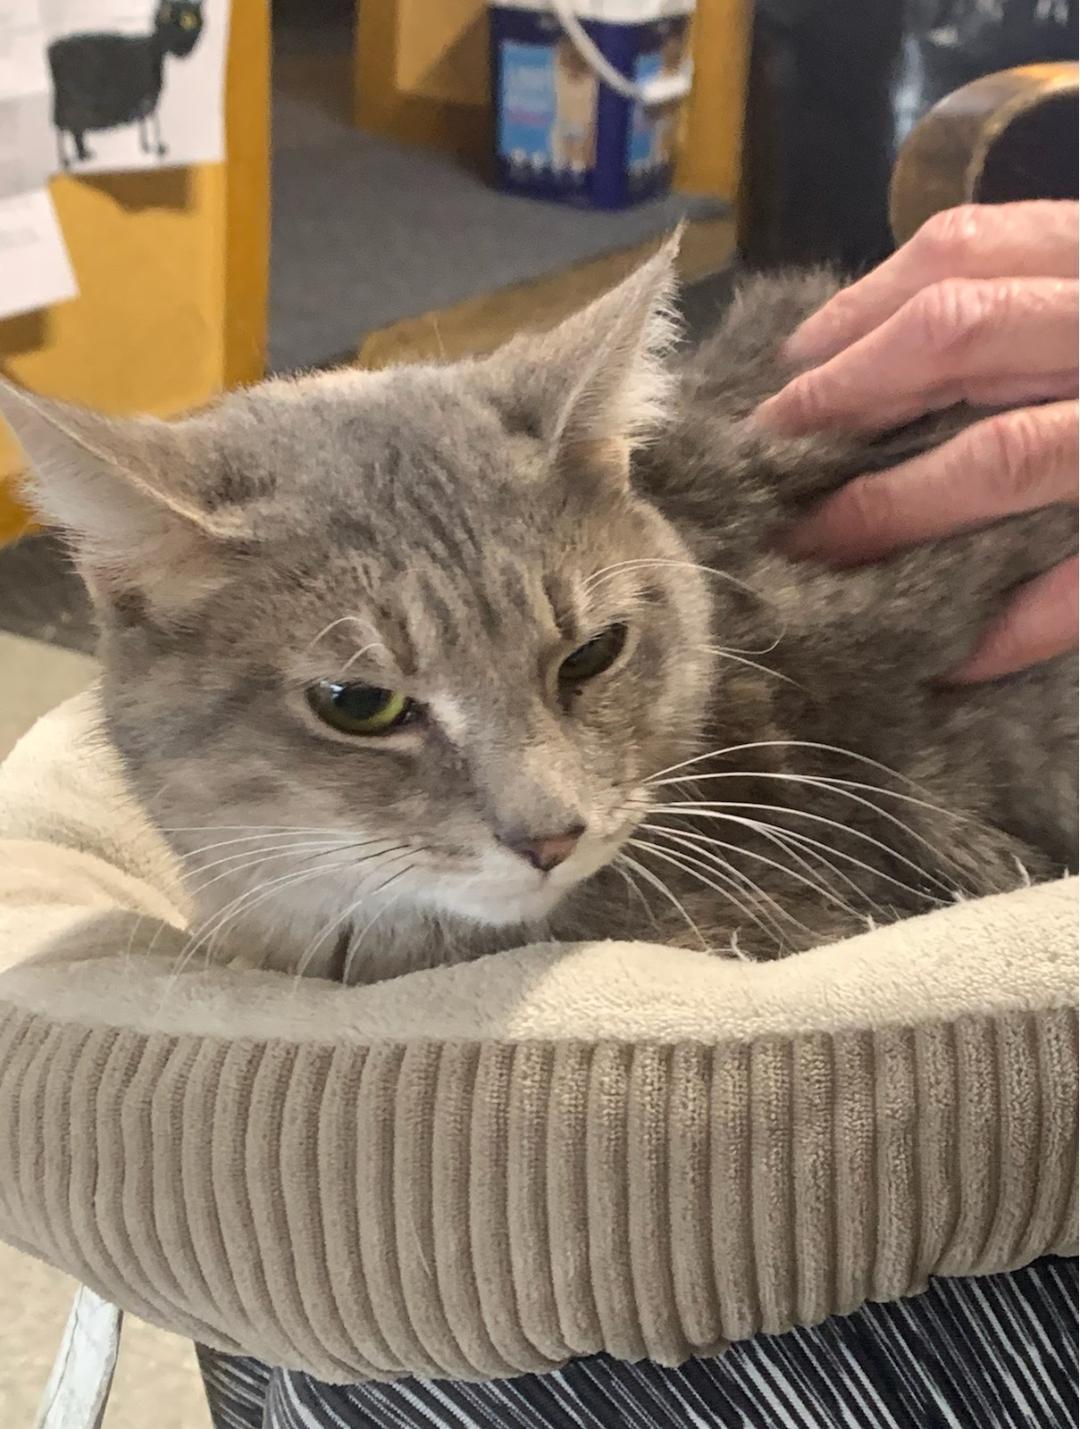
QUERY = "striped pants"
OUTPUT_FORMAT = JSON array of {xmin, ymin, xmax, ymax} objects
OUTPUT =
[{"xmin": 198, "ymin": 1256, "xmax": 1078, "ymax": 1429}]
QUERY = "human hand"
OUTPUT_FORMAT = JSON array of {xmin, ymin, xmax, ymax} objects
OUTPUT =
[{"xmin": 755, "ymin": 201, "xmax": 1078, "ymax": 683}]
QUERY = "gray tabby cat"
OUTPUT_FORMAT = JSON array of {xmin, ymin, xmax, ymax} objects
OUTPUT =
[{"xmin": 1, "ymin": 241, "xmax": 1075, "ymax": 982}]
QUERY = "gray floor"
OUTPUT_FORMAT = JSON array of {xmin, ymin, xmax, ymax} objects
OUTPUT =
[{"xmin": 271, "ymin": 22, "xmax": 723, "ymax": 372}]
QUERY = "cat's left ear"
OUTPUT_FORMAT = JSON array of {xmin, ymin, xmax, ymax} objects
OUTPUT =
[{"xmin": 486, "ymin": 232, "xmax": 681, "ymax": 481}]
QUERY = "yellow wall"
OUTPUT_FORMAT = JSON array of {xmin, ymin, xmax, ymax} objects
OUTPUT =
[
  {"xmin": 0, "ymin": 0, "xmax": 269, "ymax": 542},
  {"xmin": 674, "ymin": 0, "xmax": 750, "ymax": 200}
]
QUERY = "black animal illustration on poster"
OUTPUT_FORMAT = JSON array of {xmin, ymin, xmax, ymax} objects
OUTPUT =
[{"xmin": 48, "ymin": 2, "xmax": 205, "ymax": 169}]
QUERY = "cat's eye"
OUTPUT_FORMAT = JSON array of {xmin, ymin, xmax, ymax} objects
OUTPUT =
[
  {"xmin": 559, "ymin": 623, "xmax": 628, "ymax": 684},
  {"xmin": 307, "ymin": 680, "xmax": 416, "ymax": 736},
  {"xmin": 179, "ymin": 9, "xmax": 197, "ymax": 25}
]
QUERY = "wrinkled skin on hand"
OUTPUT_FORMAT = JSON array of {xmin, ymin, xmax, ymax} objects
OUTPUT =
[{"xmin": 757, "ymin": 200, "xmax": 1079, "ymax": 683}]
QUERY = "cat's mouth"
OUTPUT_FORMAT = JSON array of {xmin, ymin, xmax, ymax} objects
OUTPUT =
[{"xmin": 424, "ymin": 823, "xmax": 636, "ymax": 928}]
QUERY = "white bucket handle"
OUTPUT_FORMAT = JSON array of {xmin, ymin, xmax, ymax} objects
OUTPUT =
[{"xmin": 547, "ymin": 0, "xmax": 694, "ymax": 107}]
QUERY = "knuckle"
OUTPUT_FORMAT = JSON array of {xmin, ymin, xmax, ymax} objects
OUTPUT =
[
  {"xmin": 909, "ymin": 278, "xmax": 994, "ymax": 361},
  {"xmin": 915, "ymin": 205, "xmax": 984, "ymax": 269},
  {"xmin": 786, "ymin": 375, "xmax": 827, "ymax": 426},
  {"xmin": 975, "ymin": 409, "xmax": 1045, "ymax": 502},
  {"xmin": 838, "ymin": 474, "xmax": 891, "ymax": 541}
]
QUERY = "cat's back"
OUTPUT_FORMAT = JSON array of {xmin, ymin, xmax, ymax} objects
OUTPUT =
[{"xmin": 639, "ymin": 270, "xmax": 1077, "ymax": 880}]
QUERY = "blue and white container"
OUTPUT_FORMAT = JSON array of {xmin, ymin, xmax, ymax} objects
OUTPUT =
[{"xmin": 489, "ymin": 0, "xmax": 696, "ymax": 209}]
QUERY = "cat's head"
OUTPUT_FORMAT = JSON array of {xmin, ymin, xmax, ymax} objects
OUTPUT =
[
  {"xmin": 0, "ymin": 242, "xmax": 715, "ymax": 973},
  {"xmin": 155, "ymin": 0, "xmax": 203, "ymax": 56}
]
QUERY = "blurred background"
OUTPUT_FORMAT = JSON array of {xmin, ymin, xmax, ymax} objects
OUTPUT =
[{"xmin": 0, "ymin": 0, "xmax": 1076, "ymax": 1423}]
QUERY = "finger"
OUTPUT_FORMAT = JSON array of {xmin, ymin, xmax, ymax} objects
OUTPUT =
[
  {"xmin": 781, "ymin": 401, "xmax": 1079, "ymax": 564},
  {"xmin": 785, "ymin": 201, "xmax": 1079, "ymax": 366},
  {"xmin": 756, "ymin": 277, "xmax": 1078, "ymax": 435},
  {"xmin": 953, "ymin": 370, "xmax": 1079, "ymax": 408},
  {"xmin": 945, "ymin": 555, "xmax": 1078, "ymax": 684}
]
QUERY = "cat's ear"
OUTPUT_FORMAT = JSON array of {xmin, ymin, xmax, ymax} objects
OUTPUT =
[
  {"xmin": 0, "ymin": 380, "xmax": 245, "ymax": 607},
  {"xmin": 489, "ymin": 232, "xmax": 681, "ymax": 479}
]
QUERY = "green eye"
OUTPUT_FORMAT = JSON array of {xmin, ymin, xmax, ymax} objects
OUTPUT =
[
  {"xmin": 559, "ymin": 623, "xmax": 628, "ymax": 684},
  {"xmin": 307, "ymin": 681, "xmax": 415, "ymax": 736}
]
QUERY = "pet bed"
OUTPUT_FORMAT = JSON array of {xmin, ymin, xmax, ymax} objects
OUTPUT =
[{"xmin": 0, "ymin": 691, "xmax": 1075, "ymax": 1382}]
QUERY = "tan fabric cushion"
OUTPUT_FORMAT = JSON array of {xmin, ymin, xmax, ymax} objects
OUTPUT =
[{"xmin": 0, "ymin": 692, "xmax": 1076, "ymax": 1381}]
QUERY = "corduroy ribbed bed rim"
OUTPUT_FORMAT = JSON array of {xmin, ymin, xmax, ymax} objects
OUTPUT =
[{"xmin": 0, "ymin": 692, "xmax": 1075, "ymax": 1382}]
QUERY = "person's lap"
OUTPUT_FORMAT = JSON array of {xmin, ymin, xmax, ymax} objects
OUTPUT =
[{"xmin": 197, "ymin": 1255, "xmax": 1078, "ymax": 1429}]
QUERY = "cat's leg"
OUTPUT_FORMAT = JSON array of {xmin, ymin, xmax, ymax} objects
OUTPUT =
[
  {"xmin": 73, "ymin": 130, "xmax": 92, "ymax": 162},
  {"xmin": 138, "ymin": 116, "xmax": 151, "ymax": 153},
  {"xmin": 55, "ymin": 129, "xmax": 70, "ymax": 170},
  {"xmin": 152, "ymin": 109, "xmax": 167, "ymax": 158}
]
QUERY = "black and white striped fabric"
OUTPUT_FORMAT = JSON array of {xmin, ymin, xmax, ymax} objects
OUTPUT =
[{"xmin": 196, "ymin": 1257, "xmax": 1078, "ymax": 1429}]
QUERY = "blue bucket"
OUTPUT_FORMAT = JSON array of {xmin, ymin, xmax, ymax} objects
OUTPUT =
[{"xmin": 489, "ymin": 0, "xmax": 696, "ymax": 210}]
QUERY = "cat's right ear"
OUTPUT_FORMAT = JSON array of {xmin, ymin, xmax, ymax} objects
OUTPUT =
[{"xmin": 0, "ymin": 380, "xmax": 243, "ymax": 606}]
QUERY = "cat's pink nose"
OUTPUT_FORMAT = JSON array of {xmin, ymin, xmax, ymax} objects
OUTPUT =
[{"xmin": 505, "ymin": 826, "xmax": 585, "ymax": 872}]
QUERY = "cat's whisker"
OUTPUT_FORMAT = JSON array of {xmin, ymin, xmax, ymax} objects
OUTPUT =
[
  {"xmin": 177, "ymin": 832, "xmax": 395, "ymax": 871},
  {"xmin": 614, "ymin": 851, "xmax": 710, "ymax": 953},
  {"xmin": 608, "ymin": 858, "xmax": 661, "ymax": 934},
  {"xmin": 651, "ymin": 769, "xmax": 966, "ymax": 823},
  {"xmin": 160, "ymin": 823, "xmax": 361, "ymax": 836},
  {"xmin": 582, "ymin": 558, "xmax": 789, "ymax": 654},
  {"xmin": 647, "ymin": 773, "xmax": 973, "ymax": 893},
  {"xmin": 637, "ymin": 826, "xmax": 820, "ymax": 939},
  {"xmin": 155, "ymin": 860, "xmax": 359, "ymax": 1012},
  {"xmin": 180, "ymin": 839, "xmax": 402, "ymax": 904},
  {"xmin": 290, "ymin": 848, "xmax": 424, "ymax": 983},
  {"xmin": 645, "ymin": 738, "xmax": 955, "ymax": 802},
  {"xmin": 338, "ymin": 640, "xmax": 389, "ymax": 677},
  {"xmin": 584, "ymin": 556, "xmax": 755, "ymax": 601},
  {"xmin": 340, "ymin": 869, "xmax": 417, "ymax": 985},
  {"xmin": 173, "ymin": 829, "xmax": 366, "ymax": 859},
  {"xmin": 769, "ymin": 823, "xmax": 911, "ymax": 919},
  {"xmin": 699, "ymin": 646, "xmax": 805, "ymax": 689},
  {"xmin": 178, "ymin": 839, "xmax": 367, "ymax": 885},
  {"xmin": 143, "ymin": 840, "xmax": 397, "ymax": 975},
  {"xmin": 197, "ymin": 846, "xmax": 416, "ymax": 980},
  {"xmin": 737, "ymin": 818, "xmax": 892, "ymax": 915},
  {"xmin": 159, "ymin": 842, "xmax": 413, "ymax": 1003},
  {"xmin": 306, "ymin": 614, "xmax": 380, "ymax": 651},
  {"xmin": 647, "ymin": 807, "xmax": 861, "ymax": 910},
  {"xmin": 628, "ymin": 836, "xmax": 784, "ymax": 951},
  {"xmin": 635, "ymin": 833, "xmax": 790, "ymax": 947},
  {"xmin": 647, "ymin": 798, "xmax": 960, "ymax": 901},
  {"xmin": 644, "ymin": 816, "xmax": 885, "ymax": 922}
]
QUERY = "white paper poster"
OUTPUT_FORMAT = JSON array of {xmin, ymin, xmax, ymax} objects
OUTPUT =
[
  {"xmin": 39, "ymin": 0, "xmax": 229, "ymax": 174},
  {"xmin": 0, "ymin": 93, "xmax": 56, "ymax": 199},
  {"xmin": 0, "ymin": 0, "xmax": 231, "ymax": 323},
  {"xmin": 0, "ymin": 0, "xmax": 54, "ymax": 198},
  {"xmin": 0, "ymin": 188, "xmax": 77, "ymax": 320},
  {"xmin": 0, "ymin": 1, "xmax": 51, "ymax": 100}
]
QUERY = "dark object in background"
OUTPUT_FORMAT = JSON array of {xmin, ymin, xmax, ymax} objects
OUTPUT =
[
  {"xmin": 738, "ymin": 0, "xmax": 1078, "ymax": 270},
  {"xmin": 48, "ymin": 0, "xmax": 204, "ymax": 168},
  {"xmin": 976, "ymin": 90, "xmax": 1078, "ymax": 203},
  {"xmin": 889, "ymin": 62, "xmax": 1079, "ymax": 244}
]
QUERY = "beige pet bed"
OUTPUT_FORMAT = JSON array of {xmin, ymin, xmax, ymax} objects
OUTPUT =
[{"xmin": 0, "ymin": 691, "xmax": 1075, "ymax": 1383}]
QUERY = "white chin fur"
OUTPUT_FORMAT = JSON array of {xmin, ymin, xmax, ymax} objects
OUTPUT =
[{"xmin": 424, "ymin": 835, "xmax": 624, "ymax": 928}]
